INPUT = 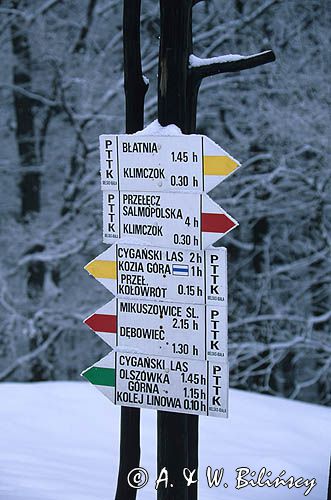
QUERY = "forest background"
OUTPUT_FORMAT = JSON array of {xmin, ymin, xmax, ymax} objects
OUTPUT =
[{"xmin": 0, "ymin": 0, "xmax": 330, "ymax": 406}]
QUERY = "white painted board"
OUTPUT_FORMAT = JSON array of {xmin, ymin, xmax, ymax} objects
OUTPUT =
[
  {"xmin": 103, "ymin": 191, "xmax": 238, "ymax": 249},
  {"xmin": 82, "ymin": 352, "xmax": 228, "ymax": 418},
  {"xmin": 84, "ymin": 243, "xmax": 227, "ymax": 306},
  {"xmin": 99, "ymin": 134, "xmax": 240, "ymax": 193},
  {"xmin": 84, "ymin": 298, "xmax": 227, "ymax": 362}
]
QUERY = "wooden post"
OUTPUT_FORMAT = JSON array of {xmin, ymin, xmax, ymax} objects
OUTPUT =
[
  {"xmin": 158, "ymin": 0, "xmax": 191, "ymax": 131},
  {"xmin": 157, "ymin": 2, "xmax": 275, "ymax": 500},
  {"xmin": 115, "ymin": 1, "xmax": 148, "ymax": 499},
  {"xmin": 157, "ymin": 2, "xmax": 197, "ymax": 500},
  {"xmin": 114, "ymin": 1, "xmax": 275, "ymax": 498},
  {"xmin": 123, "ymin": 0, "xmax": 148, "ymax": 135}
]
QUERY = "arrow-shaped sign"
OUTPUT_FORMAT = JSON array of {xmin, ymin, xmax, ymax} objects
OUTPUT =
[
  {"xmin": 99, "ymin": 134, "xmax": 240, "ymax": 193},
  {"xmin": 103, "ymin": 191, "xmax": 238, "ymax": 249},
  {"xmin": 82, "ymin": 351, "xmax": 228, "ymax": 418},
  {"xmin": 84, "ymin": 243, "xmax": 227, "ymax": 305},
  {"xmin": 84, "ymin": 298, "xmax": 227, "ymax": 361}
]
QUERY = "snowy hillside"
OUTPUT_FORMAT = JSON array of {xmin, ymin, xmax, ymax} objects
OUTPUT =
[{"xmin": 0, "ymin": 382, "xmax": 329, "ymax": 500}]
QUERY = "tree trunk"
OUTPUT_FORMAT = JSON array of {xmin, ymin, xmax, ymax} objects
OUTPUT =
[
  {"xmin": 10, "ymin": 0, "xmax": 46, "ymax": 381},
  {"xmin": 10, "ymin": 0, "xmax": 40, "ymax": 217}
]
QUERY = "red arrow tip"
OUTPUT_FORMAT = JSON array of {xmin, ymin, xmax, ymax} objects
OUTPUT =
[
  {"xmin": 201, "ymin": 213, "xmax": 237, "ymax": 234},
  {"xmin": 84, "ymin": 314, "xmax": 117, "ymax": 334}
]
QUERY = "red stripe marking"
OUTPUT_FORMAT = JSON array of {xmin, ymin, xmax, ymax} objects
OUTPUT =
[
  {"xmin": 84, "ymin": 314, "xmax": 117, "ymax": 333},
  {"xmin": 201, "ymin": 213, "xmax": 236, "ymax": 233}
]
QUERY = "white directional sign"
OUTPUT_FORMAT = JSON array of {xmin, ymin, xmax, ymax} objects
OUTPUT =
[
  {"xmin": 84, "ymin": 243, "xmax": 227, "ymax": 306},
  {"xmin": 99, "ymin": 134, "xmax": 240, "ymax": 193},
  {"xmin": 84, "ymin": 298, "xmax": 227, "ymax": 361},
  {"xmin": 82, "ymin": 352, "xmax": 228, "ymax": 418},
  {"xmin": 82, "ymin": 127, "xmax": 237, "ymax": 418},
  {"xmin": 103, "ymin": 191, "xmax": 238, "ymax": 249}
]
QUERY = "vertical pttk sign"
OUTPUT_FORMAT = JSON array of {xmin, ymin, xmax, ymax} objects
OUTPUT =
[{"xmin": 82, "ymin": 131, "xmax": 240, "ymax": 418}]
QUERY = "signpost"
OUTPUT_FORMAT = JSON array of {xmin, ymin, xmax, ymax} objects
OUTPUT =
[
  {"xmin": 82, "ymin": 2, "xmax": 275, "ymax": 499},
  {"xmin": 85, "ymin": 243, "xmax": 227, "ymax": 304},
  {"xmin": 84, "ymin": 298, "xmax": 228, "ymax": 361},
  {"xmin": 103, "ymin": 190, "xmax": 238, "ymax": 248},
  {"xmin": 99, "ymin": 134, "xmax": 240, "ymax": 193},
  {"xmin": 83, "ymin": 352, "xmax": 228, "ymax": 418},
  {"xmin": 113, "ymin": 3, "xmax": 148, "ymax": 499}
]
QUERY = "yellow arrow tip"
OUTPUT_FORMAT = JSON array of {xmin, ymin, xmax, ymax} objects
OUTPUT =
[
  {"xmin": 204, "ymin": 156, "xmax": 240, "ymax": 176},
  {"xmin": 84, "ymin": 261, "xmax": 95, "ymax": 274},
  {"xmin": 84, "ymin": 260, "xmax": 117, "ymax": 279}
]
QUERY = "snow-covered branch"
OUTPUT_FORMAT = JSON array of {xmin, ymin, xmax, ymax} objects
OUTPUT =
[
  {"xmin": 0, "ymin": 83, "xmax": 58, "ymax": 107},
  {"xmin": 189, "ymin": 50, "xmax": 276, "ymax": 79}
]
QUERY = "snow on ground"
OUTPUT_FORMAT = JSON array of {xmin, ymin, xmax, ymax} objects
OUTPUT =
[{"xmin": 0, "ymin": 382, "xmax": 329, "ymax": 500}]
